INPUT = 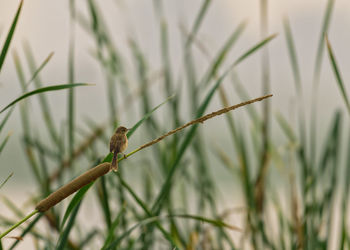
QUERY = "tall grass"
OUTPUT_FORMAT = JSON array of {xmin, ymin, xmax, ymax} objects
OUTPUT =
[{"xmin": 0, "ymin": 0, "xmax": 349, "ymax": 249}]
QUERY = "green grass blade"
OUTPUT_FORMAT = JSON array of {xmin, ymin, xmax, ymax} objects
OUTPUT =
[
  {"xmin": 170, "ymin": 214, "xmax": 240, "ymax": 231},
  {"xmin": 25, "ymin": 52, "xmax": 54, "ymax": 87},
  {"xmin": 0, "ymin": 83, "xmax": 91, "ymax": 114},
  {"xmin": 185, "ymin": 0, "xmax": 212, "ymax": 47},
  {"xmin": 126, "ymin": 95, "xmax": 174, "ymax": 137},
  {"xmin": 0, "ymin": 0, "xmax": 23, "ymax": 72},
  {"xmin": 68, "ymin": 0, "xmax": 76, "ymax": 165},
  {"xmin": 325, "ymin": 36, "xmax": 350, "ymax": 115},
  {"xmin": 105, "ymin": 216, "xmax": 161, "ymax": 250},
  {"xmin": 97, "ymin": 175, "xmax": 112, "ymax": 229},
  {"xmin": 105, "ymin": 213, "xmax": 238, "ymax": 249},
  {"xmin": 60, "ymin": 182, "xmax": 94, "ymax": 230},
  {"xmin": 0, "ymin": 173, "xmax": 13, "ymax": 190},
  {"xmin": 101, "ymin": 205, "xmax": 126, "ymax": 249},
  {"xmin": 283, "ymin": 16, "xmax": 301, "ymax": 94},
  {"xmin": 0, "ymin": 132, "xmax": 12, "ymax": 155},
  {"xmin": 117, "ymin": 174, "xmax": 180, "ymax": 248},
  {"xmin": 9, "ymin": 213, "xmax": 44, "ymax": 250},
  {"xmin": 200, "ymin": 21, "xmax": 247, "ymax": 87},
  {"xmin": 233, "ymin": 34, "xmax": 277, "ymax": 67},
  {"xmin": 0, "ymin": 107, "xmax": 14, "ymax": 135},
  {"xmin": 56, "ymin": 201, "xmax": 82, "ymax": 250},
  {"xmin": 313, "ymin": 0, "xmax": 335, "ymax": 82},
  {"xmin": 78, "ymin": 229, "xmax": 98, "ymax": 249},
  {"xmin": 276, "ymin": 112, "xmax": 297, "ymax": 143}
]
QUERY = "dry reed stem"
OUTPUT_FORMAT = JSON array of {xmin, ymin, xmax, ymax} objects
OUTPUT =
[
  {"xmin": 36, "ymin": 163, "xmax": 110, "ymax": 212},
  {"xmin": 138, "ymin": 94, "xmax": 272, "ymax": 151}
]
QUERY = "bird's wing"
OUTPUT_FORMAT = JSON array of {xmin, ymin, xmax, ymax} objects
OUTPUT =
[{"xmin": 110, "ymin": 134, "xmax": 117, "ymax": 152}]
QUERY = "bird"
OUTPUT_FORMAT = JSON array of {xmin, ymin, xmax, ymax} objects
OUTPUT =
[{"xmin": 109, "ymin": 126, "xmax": 129, "ymax": 172}]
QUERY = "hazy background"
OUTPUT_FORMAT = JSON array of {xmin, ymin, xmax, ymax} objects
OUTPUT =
[{"xmin": 0, "ymin": 0, "xmax": 350, "ymax": 248}]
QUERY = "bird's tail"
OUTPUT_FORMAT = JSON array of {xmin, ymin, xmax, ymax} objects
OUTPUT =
[{"xmin": 111, "ymin": 152, "xmax": 118, "ymax": 172}]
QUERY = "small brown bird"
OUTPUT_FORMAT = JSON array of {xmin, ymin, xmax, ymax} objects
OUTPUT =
[{"xmin": 109, "ymin": 126, "xmax": 129, "ymax": 172}]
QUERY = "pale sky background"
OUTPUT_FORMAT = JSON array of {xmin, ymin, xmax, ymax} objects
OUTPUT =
[{"xmin": 0, "ymin": 1, "xmax": 350, "ymax": 248}]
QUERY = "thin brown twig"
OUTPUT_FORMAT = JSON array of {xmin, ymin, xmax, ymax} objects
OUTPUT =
[{"xmin": 138, "ymin": 94, "xmax": 272, "ymax": 151}]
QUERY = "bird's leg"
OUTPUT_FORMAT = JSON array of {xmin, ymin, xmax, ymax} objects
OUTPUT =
[{"xmin": 123, "ymin": 153, "xmax": 127, "ymax": 159}]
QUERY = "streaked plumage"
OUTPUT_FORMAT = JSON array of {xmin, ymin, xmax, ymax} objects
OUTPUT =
[{"xmin": 109, "ymin": 126, "xmax": 128, "ymax": 172}]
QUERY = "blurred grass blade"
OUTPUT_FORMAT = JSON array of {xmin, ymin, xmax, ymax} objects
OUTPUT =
[
  {"xmin": 0, "ymin": 132, "xmax": 12, "ymax": 155},
  {"xmin": 186, "ymin": 0, "xmax": 212, "ymax": 47},
  {"xmin": 56, "ymin": 202, "xmax": 82, "ymax": 250},
  {"xmin": 283, "ymin": 16, "xmax": 301, "ymax": 93},
  {"xmin": 233, "ymin": 34, "xmax": 277, "ymax": 67},
  {"xmin": 101, "ymin": 206, "xmax": 126, "ymax": 249},
  {"xmin": 127, "ymin": 95, "xmax": 174, "ymax": 137},
  {"xmin": 97, "ymin": 176, "xmax": 112, "ymax": 229},
  {"xmin": 0, "ymin": 0, "xmax": 23, "ymax": 73},
  {"xmin": 325, "ymin": 36, "xmax": 350, "ymax": 114},
  {"xmin": 60, "ymin": 182, "xmax": 94, "ymax": 230},
  {"xmin": 200, "ymin": 21, "xmax": 247, "ymax": 87},
  {"xmin": 26, "ymin": 52, "xmax": 54, "ymax": 87},
  {"xmin": 105, "ymin": 213, "xmax": 239, "ymax": 249},
  {"xmin": 171, "ymin": 214, "xmax": 241, "ymax": 231},
  {"xmin": 117, "ymin": 174, "xmax": 180, "ymax": 248},
  {"xmin": 0, "ymin": 83, "xmax": 91, "ymax": 114},
  {"xmin": 9, "ymin": 213, "xmax": 44, "ymax": 250},
  {"xmin": 276, "ymin": 112, "xmax": 297, "ymax": 143},
  {"xmin": 313, "ymin": 0, "xmax": 335, "ymax": 81},
  {"xmin": 0, "ymin": 107, "xmax": 14, "ymax": 134},
  {"xmin": 105, "ymin": 217, "xmax": 160, "ymax": 250},
  {"xmin": 0, "ymin": 173, "xmax": 13, "ymax": 189}
]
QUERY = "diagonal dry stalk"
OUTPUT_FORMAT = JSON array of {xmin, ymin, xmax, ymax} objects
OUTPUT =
[{"xmin": 137, "ymin": 94, "xmax": 272, "ymax": 151}]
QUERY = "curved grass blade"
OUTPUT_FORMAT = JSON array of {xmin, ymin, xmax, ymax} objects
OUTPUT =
[
  {"xmin": 105, "ymin": 216, "xmax": 160, "ymax": 250},
  {"xmin": 105, "ymin": 213, "xmax": 239, "ymax": 249},
  {"xmin": 0, "ymin": 172, "xmax": 13, "ymax": 190},
  {"xmin": 0, "ymin": 0, "xmax": 23, "ymax": 72},
  {"xmin": 127, "ymin": 95, "xmax": 174, "ymax": 138},
  {"xmin": 170, "ymin": 214, "xmax": 241, "ymax": 231},
  {"xmin": 60, "ymin": 182, "xmax": 94, "ymax": 230},
  {"xmin": 233, "ymin": 34, "xmax": 277, "ymax": 67},
  {"xmin": 0, "ymin": 83, "xmax": 91, "ymax": 114},
  {"xmin": 325, "ymin": 35, "xmax": 350, "ymax": 115},
  {"xmin": 56, "ymin": 201, "xmax": 82, "ymax": 250}
]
